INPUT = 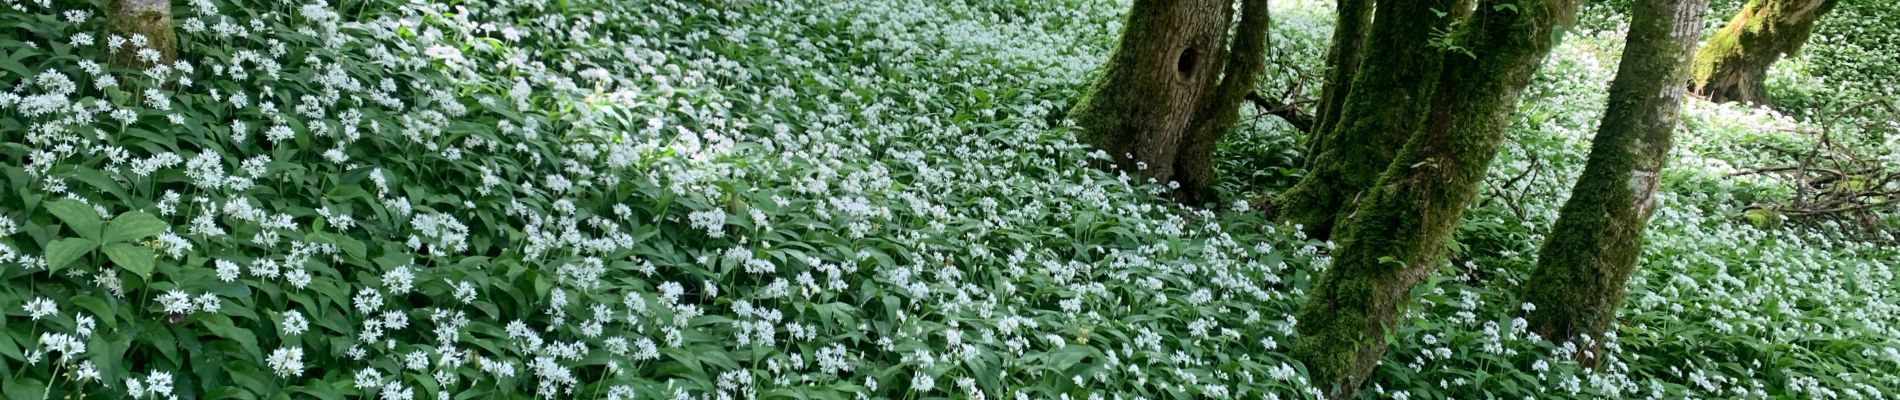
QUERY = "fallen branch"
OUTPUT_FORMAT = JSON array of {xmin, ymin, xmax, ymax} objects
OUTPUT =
[{"xmin": 1244, "ymin": 91, "xmax": 1315, "ymax": 133}]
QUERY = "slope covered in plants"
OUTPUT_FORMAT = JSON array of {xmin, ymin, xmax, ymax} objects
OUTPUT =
[{"xmin": 0, "ymin": 0, "xmax": 1894, "ymax": 399}]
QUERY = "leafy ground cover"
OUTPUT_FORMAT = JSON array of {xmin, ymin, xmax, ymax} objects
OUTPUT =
[{"xmin": 0, "ymin": 0, "xmax": 1894, "ymax": 399}]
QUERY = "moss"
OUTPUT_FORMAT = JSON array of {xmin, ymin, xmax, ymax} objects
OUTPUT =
[
  {"xmin": 1070, "ymin": 0, "xmax": 1271, "ymax": 203},
  {"xmin": 1307, "ymin": 0, "xmax": 1374, "ymax": 146},
  {"xmin": 1276, "ymin": 0, "xmax": 1469, "ymax": 239},
  {"xmin": 1172, "ymin": 0, "xmax": 1272, "ymax": 205},
  {"xmin": 1521, "ymin": 0, "xmax": 1706, "ymax": 358},
  {"xmin": 1290, "ymin": 0, "xmax": 1583, "ymax": 395},
  {"xmin": 106, "ymin": 0, "xmax": 178, "ymax": 71},
  {"xmin": 1067, "ymin": 0, "xmax": 1235, "ymax": 184},
  {"xmin": 1744, "ymin": 208, "xmax": 1785, "ymax": 228},
  {"xmin": 1691, "ymin": 0, "xmax": 1840, "ymax": 104}
]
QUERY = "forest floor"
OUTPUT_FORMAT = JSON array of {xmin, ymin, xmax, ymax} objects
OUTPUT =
[{"xmin": 1, "ymin": 0, "xmax": 1896, "ymax": 398}]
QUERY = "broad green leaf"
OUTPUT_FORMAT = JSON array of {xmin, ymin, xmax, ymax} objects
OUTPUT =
[
  {"xmin": 45, "ymin": 199, "xmax": 103, "ymax": 240},
  {"xmin": 1046, "ymin": 344, "xmax": 1098, "ymax": 373},
  {"xmin": 289, "ymin": 380, "xmax": 346, "ymax": 400},
  {"xmin": 67, "ymin": 295, "xmax": 116, "ymax": 329},
  {"xmin": 1, "ymin": 377, "xmax": 45, "ymax": 400},
  {"xmin": 104, "ymin": 211, "xmax": 168, "ymax": 243},
  {"xmin": 69, "ymin": 167, "xmax": 134, "ymax": 205},
  {"xmin": 202, "ymin": 315, "xmax": 263, "ymax": 362},
  {"xmin": 43, "ymin": 237, "xmax": 96, "ymax": 271},
  {"xmin": 308, "ymin": 232, "xmax": 367, "ymax": 260},
  {"xmin": 103, "ymin": 242, "xmax": 157, "ymax": 279}
]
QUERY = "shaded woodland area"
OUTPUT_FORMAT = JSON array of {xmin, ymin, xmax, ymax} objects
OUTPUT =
[{"xmin": 0, "ymin": 0, "xmax": 1895, "ymax": 398}]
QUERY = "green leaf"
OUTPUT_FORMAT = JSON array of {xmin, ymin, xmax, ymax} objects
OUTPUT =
[
  {"xmin": 202, "ymin": 315, "xmax": 263, "ymax": 362},
  {"xmin": 69, "ymin": 167, "xmax": 134, "ymax": 205},
  {"xmin": 2, "ymin": 377, "xmax": 45, "ymax": 400},
  {"xmin": 308, "ymin": 232, "xmax": 367, "ymax": 260},
  {"xmin": 104, "ymin": 211, "xmax": 168, "ymax": 243},
  {"xmin": 45, "ymin": 199, "xmax": 103, "ymax": 240},
  {"xmin": 1047, "ymin": 344, "xmax": 1097, "ymax": 372},
  {"xmin": 43, "ymin": 237, "xmax": 97, "ymax": 271},
  {"xmin": 103, "ymin": 242, "xmax": 157, "ymax": 279}
]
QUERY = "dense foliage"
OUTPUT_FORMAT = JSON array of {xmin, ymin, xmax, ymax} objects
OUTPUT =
[{"xmin": 0, "ymin": 0, "xmax": 1893, "ymax": 399}]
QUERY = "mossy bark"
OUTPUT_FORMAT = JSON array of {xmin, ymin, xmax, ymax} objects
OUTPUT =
[
  {"xmin": 1288, "ymin": 0, "xmax": 1581, "ymax": 396},
  {"xmin": 106, "ymin": 0, "xmax": 176, "ymax": 70},
  {"xmin": 1172, "ymin": 0, "xmax": 1274, "ymax": 205},
  {"xmin": 1305, "ymin": 0, "xmax": 1374, "ymax": 151},
  {"xmin": 1071, "ymin": 0, "xmax": 1234, "ymax": 183},
  {"xmin": 1275, "ymin": 0, "xmax": 1467, "ymax": 239},
  {"xmin": 1522, "ymin": 0, "xmax": 1707, "ymax": 364},
  {"xmin": 1070, "ymin": 0, "xmax": 1271, "ymax": 206},
  {"xmin": 1691, "ymin": 0, "xmax": 1838, "ymax": 104}
]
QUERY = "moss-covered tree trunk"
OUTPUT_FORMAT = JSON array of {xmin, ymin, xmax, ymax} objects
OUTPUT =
[
  {"xmin": 1288, "ymin": 0, "xmax": 1580, "ymax": 396},
  {"xmin": 1692, "ymin": 0, "xmax": 1838, "ymax": 104},
  {"xmin": 106, "ymin": 0, "xmax": 176, "ymax": 70},
  {"xmin": 1070, "ymin": 0, "xmax": 1270, "ymax": 205},
  {"xmin": 1522, "ymin": 0, "xmax": 1708, "ymax": 364},
  {"xmin": 1305, "ymin": 0, "xmax": 1374, "ymax": 153},
  {"xmin": 1171, "ymin": 0, "xmax": 1273, "ymax": 204},
  {"xmin": 1274, "ymin": 0, "xmax": 1467, "ymax": 239}
]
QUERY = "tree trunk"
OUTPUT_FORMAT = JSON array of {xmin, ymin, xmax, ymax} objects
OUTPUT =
[
  {"xmin": 1069, "ymin": 0, "xmax": 1270, "ymax": 205},
  {"xmin": 1691, "ymin": 0, "xmax": 1839, "ymax": 104},
  {"xmin": 1305, "ymin": 0, "xmax": 1374, "ymax": 153},
  {"xmin": 1172, "ymin": 0, "xmax": 1274, "ymax": 205},
  {"xmin": 1274, "ymin": 0, "xmax": 1467, "ymax": 239},
  {"xmin": 1288, "ymin": 0, "xmax": 1581, "ymax": 396},
  {"xmin": 106, "ymin": 0, "xmax": 176, "ymax": 70},
  {"xmin": 1522, "ymin": 0, "xmax": 1707, "ymax": 364}
]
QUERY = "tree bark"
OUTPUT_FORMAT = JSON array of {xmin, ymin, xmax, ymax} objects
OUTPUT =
[
  {"xmin": 1305, "ymin": 0, "xmax": 1374, "ymax": 152},
  {"xmin": 1274, "ymin": 0, "xmax": 1467, "ymax": 239},
  {"xmin": 1069, "ymin": 0, "xmax": 1271, "ymax": 205},
  {"xmin": 1523, "ymin": 0, "xmax": 1708, "ymax": 364},
  {"xmin": 106, "ymin": 0, "xmax": 176, "ymax": 70},
  {"xmin": 1172, "ymin": 0, "xmax": 1274, "ymax": 205},
  {"xmin": 1288, "ymin": 0, "xmax": 1581, "ymax": 396},
  {"xmin": 1691, "ymin": 0, "xmax": 1839, "ymax": 104}
]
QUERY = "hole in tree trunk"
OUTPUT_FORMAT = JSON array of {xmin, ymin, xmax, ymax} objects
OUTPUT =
[{"xmin": 1177, "ymin": 46, "xmax": 1199, "ymax": 78}]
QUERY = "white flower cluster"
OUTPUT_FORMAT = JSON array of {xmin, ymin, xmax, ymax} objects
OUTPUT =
[{"xmin": 0, "ymin": 0, "xmax": 1893, "ymax": 399}]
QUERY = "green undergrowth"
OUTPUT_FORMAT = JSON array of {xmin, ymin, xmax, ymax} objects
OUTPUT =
[{"xmin": 0, "ymin": 0, "xmax": 1894, "ymax": 399}]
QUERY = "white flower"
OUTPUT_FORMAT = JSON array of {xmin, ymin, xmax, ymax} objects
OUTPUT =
[
  {"xmin": 688, "ymin": 210, "xmax": 726, "ymax": 238},
  {"xmin": 285, "ymin": 268, "xmax": 312, "ymax": 289},
  {"xmin": 39, "ymin": 332, "xmax": 85, "ymax": 362},
  {"xmin": 268, "ymin": 347, "xmax": 305, "ymax": 377},
  {"xmin": 423, "ymin": 45, "xmax": 465, "ymax": 64},
  {"xmin": 215, "ymin": 259, "xmax": 242, "ymax": 282},
  {"xmin": 75, "ymin": 314, "xmax": 95, "ymax": 337},
  {"xmin": 140, "ymin": 371, "xmax": 173, "ymax": 395},
  {"xmin": 62, "ymin": 10, "xmax": 90, "ymax": 24},
  {"xmin": 282, "ymin": 310, "xmax": 309, "ymax": 336},
  {"xmin": 349, "ymin": 368, "xmax": 381, "ymax": 389},
  {"xmin": 157, "ymin": 290, "xmax": 194, "ymax": 314},
  {"xmin": 354, "ymin": 289, "xmax": 383, "ymax": 314},
  {"xmin": 452, "ymin": 280, "xmax": 477, "ymax": 304},
  {"xmin": 266, "ymin": 124, "xmax": 296, "ymax": 144},
  {"xmin": 75, "ymin": 361, "xmax": 101, "ymax": 381},
  {"xmin": 23, "ymin": 297, "xmax": 56, "ymax": 320},
  {"xmin": 194, "ymin": 293, "xmax": 222, "ymax": 313},
  {"xmin": 911, "ymin": 373, "xmax": 935, "ymax": 392},
  {"xmin": 383, "ymin": 265, "xmax": 415, "ymax": 294}
]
